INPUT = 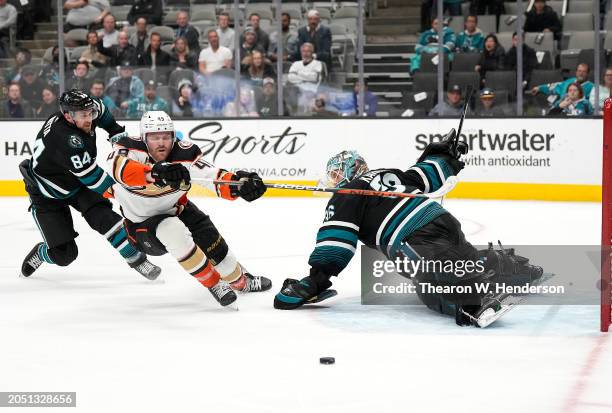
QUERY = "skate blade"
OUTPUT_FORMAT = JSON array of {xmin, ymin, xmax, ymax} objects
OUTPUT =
[
  {"xmin": 307, "ymin": 289, "xmax": 338, "ymax": 304},
  {"xmin": 475, "ymin": 296, "xmax": 524, "ymax": 328},
  {"xmin": 224, "ymin": 302, "xmax": 239, "ymax": 311}
]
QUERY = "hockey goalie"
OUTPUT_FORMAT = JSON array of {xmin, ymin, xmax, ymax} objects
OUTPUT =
[
  {"xmin": 274, "ymin": 131, "xmax": 546, "ymax": 327},
  {"xmin": 107, "ymin": 111, "xmax": 272, "ymax": 307}
]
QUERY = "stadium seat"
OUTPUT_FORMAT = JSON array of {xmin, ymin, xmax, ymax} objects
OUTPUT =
[
  {"xmin": 561, "ymin": 31, "xmax": 598, "ymax": 71},
  {"xmin": 334, "ymin": 7, "xmax": 359, "ymax": 18},
  {"xmin": 448, "ymin": 16, "xmax": 464, "ymax": 34},
  {"xmin": 577, "ymin": 48, "xmax": 606, "ymax": 77},
  {"xmin": 191, "ymin": 9, "xmax": 217, "ymax": 23},
  {"xmin": 151, "ymin": 26, "xmax": 176, "ymax": 42},
  {"xmin": 419, "ymin": 52, "xmax": 451, "ymax": 73},
  {"xmin": 134, "ymin": 68, "xmax": 156, "ymax": 84},
  {"xmin": 111, "ymin": 5, "xmax": 131, "ymax": 21},
  {"xmin": 161, "ymin": 44, "xmax": 174, "ymax": 54},
  {"xmin": 412, "ymin": 72, "xmax": 440, "ymax": 92},
  {"xmin": 333, "ymin": 17, "xmax": 357, "ymax": 34},
  {"xmin": 69, "ymin": 46, "xmax": 87, "ymax": 62},
  {"xmin": 169, "ymin": 68, "xmax": 195, "ymax": 90},
  {"xmin": 280, "ymin": 7, "xmax": 303, "ymax": 22},
  {"xmin": 65, "ymin": 28, "xmax": 88, "ymax": 45},
  {"xmin": 314, "ymin": 8, "xmax": 332, "ymax": 21},
  {"xmin": 563, "ymin": 13, "xmax": 594, "ymax": 31},
  {"xmin": 401, "ymin": 90, "xmax": 436, "ymax": 113},
  {"xmin": 524, "ymin": 32, "xmax": 555, "ymax": 55},
  {"xmin": 544, "ymin": 0, "xmax": 564, "ymax": 15},
  {"xmin": 528, "ymin": 69, "xmax": 563, "ymax": 89},
  {"xmin": 452, "ymin": 52, "xmax": 480, "ymax": 71},
  {"xmin": 485, "ymin": 71, "xmax": 516, "ymax": 97},
  {"xmin": 246, "ymin": 8, "xmax": 274, "ymax": 20},
  {"xmin": 449, "ymin": 71, "xmax": 480, "ymax": 90},
  {"xmin": 496, "ymin": 32, "xmax": 514, "ymax": 51},
  {"xmin": 162, "ymin": 11, "xmax": 182, "ymax": 27},
  {"xmin": 476, "ymin": 15, "xmax": 496, "ymax": 35},
  {"xmin": 503, "ymin": 2, "xmax": 521, "ymax": 15},
  {"xmin": 534, "ymin": 50, "xmax": 554, "ymax": 69}
]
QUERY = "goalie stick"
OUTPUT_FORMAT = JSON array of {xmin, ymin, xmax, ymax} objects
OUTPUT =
[{"xmin": 191, "ymin": 176, "xmax": 459, "ymax": 199}]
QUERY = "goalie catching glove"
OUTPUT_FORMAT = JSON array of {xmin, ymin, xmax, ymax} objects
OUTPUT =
[
  {"xmin": 151, "ymin": 162, "xmax": 191, "ymax": 189},
  {"xmin": 229, "ymin": 171, "xmax": 267, "ymax": 202}
]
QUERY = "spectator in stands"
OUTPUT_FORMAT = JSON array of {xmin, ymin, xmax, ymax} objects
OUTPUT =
[
  {"xmin": 97, "ymin": 14, "xmax": 118, "ymax": 48},
  {"xmin": 80, "ymin": 31, "xmax": 108, "ymax": 72},
  {"xmin": 0, "ymin": 0, "xmax": 17, "ymax": 58},
  {"xmin": 107, "ymin": 61, "xmax": 145, "ymax": 110},
  {"xmin": 475, "ymin": 34, "xmax": 505, "ymax": 80},
  {"xmin": 199, "ymin": 29, "xmax": 233, "ymax": 75},
  {"xmin": 242, "ymin": 50, "xmax": 275, "ymax": 87},
  {"xmin": 89, "ymin": 78, "xmax": 117, "ymax": 113},
  {"xmin": 66, "ymin": 61, "xmax": 91, "ymax": 91},
  {"xmin": 175, "ymin": 11, "xmax": 200, "ymax": 54},
  {"xmin": 64, "ymin": 0, "xmax": 109, "ymax": 32},
  {"xmin": 531, "ymin": 63, "xmax": 594, "ymax": 105},
  {"xmin": 130, "ymin": 17, "xmax": 150, "ymax": 57},
  {"xmin": 549, "ymin": 82, "xmax": 593, "ymax": 116},
  {"xmin": 4, "ymin": 48, "xmax": 31, "ymax": 83},
  {"xmin": 240, "ymin": 13, "xmax": 270, "ymax": 52},
  {"xmin": 443, "ymin": 0, "xmax": 463, "ymax": 15},
  {"xmin": 505, "ymin": 32, "xmax": 537, "ymax": 87},
  {"xmin": 40, "ymin": 45, "xmax": 67, "ymax": 90},
  {"xmin": 311, "ymin": 93, "xmax": 337, "ymax": 117},
  {"xmin": 410, "ymin": 17, "xmax": 456, "ymax": 73},
  {"xmin": 170, "ymin": 36, "xmax": 198, "ymax": 70},
  {"xmin": 0, "ymin": 83, "xmax": 33, "ymax": 118},
  {"xmin": 455, "ymin": 15, "xmax": 484, "ymax": 53},
  {"xmin": 429, "ymin": 84, "xmax": 463, "ymax": 116},
  {"xmin": 256, "ymin": 77, "xmax": 280, "ymax": 117},
  {"xmin": 590, "ymin": 68, "xmax": 612, "ymax": 115},
  {"xmin": 240, "ymin": 27, "xmax": 266, "ymax": 66},
  {"xmin": 353, "ymin": 80, "xmax": 377, "ymax": 116},
  {"xmin": 269, "ymin": 12, "xmax": 298, "ymax": 63},
  {"xmin": 294, "ymin": 10, "xmax": 332, "ymax": 72},
  {"xmin": 475, "ymin": 88, "xmax": 504, "ymax": 116},
  {"xmin": 18, "ymin": 65, "xmax": 45, "ymax": 108},
  {"xmin": 125, "ymin": 80, "xmax": 169, "ymax": 118},
  {"xmin": 524, "ymin": 0, "xmax": 562, "ymax": 41},
  {"xmin": 223, "ymin": 86, "xmax": 259, "ymax": 117},
  {"xmin": 35, "ymin": 86, "xmax": 58, "ymax": 118},
  {"xmin": 469, "ymin": 0, "xmax": 504, "ymax": 16},
  {"xmin": 172, "ymin": 79, "xmax": 194, "ymax": 118},
  {"xmin": 127, "ymin": 0, "xmax": 162, "ymax": 26},
  {"xmin": 99, "ymin": 30, "xmax": 139, "ymax": 67},
  {"xmin": 139, "ymin": 32, "xmax": 171, "ymax": 83},
  {"xmin": 288, "ymin": 42, "xmax": 323, "ymax": 94},
  {"xmin": 217, "ymin": 12, "xmax": 235, "ymax": 51}
]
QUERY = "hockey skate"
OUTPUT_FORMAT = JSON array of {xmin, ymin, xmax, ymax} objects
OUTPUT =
[
  {"xmin": 208, "ymin": 280, "xmax": 238, "ymax": 308},
  {"xmin": 457, "ymin": 293, "xmax": 523, "ymax": 328},
  {"xmin": 230, "ymin": 272, "xmax": 272, "ymax": 293},
  {"xmin": 130, "ymin": 255, "xmax": 162, "ymax": 281},
  {"xmin": 274, "ymin": 277, "xmax": 337, "ymax": 310},
  {"xmin": 21, "ymin": 243, "xmax": 44, "ymax": 277}
]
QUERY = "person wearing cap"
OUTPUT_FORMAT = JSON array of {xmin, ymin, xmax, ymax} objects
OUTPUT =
[
  {"xmin": 294, "ymin": 10, "xmax": 332, "ymax": 71},
  {"xmin": 106, "ymin": 62, "xmax": 144, "ymax": 110},
  {"xmin": 524, "ymin": 0, "xmax": 562, "ymax": 41},
  {"xmin": 239, "ymin": 13, "xmax": 270, "ymax": 52},
  {"xmin": 125, "ymin": 80, "xmax": 169, "ymax": 119},
  {"xmin": 429, "ymin": 84, "xmax": 464, "ymax": 117},
  {"xmin": 198, "ymin": 29, "xmax": 233, "ymax": 75},
  {"xmin": 256, "ymin": 77, "xmax": 282, "ymax": 117},
  {"xmin": 98, "ymin": 30, "xmax": 138, "ymax": 67},
  {"xmin": 239, "ymin": 27, "xmax": 266, "ymax": 66},
  {"xmin": 17, "ymin": 65, "xmax": 46, "ymax": 108},
  {"xmin": 172, "ymin": 79, "xmax": 194, "ymax": 118},
  {"xmin": 475, "ymin": 88, "xmax": 504, "ymax": 116}
]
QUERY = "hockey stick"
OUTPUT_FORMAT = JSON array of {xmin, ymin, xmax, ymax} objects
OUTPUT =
[
  {"xmin": 452, "ymin": 85, "xmax": 473, "ymax": 154},
  {"xmin": 191, "ymin": 176, "xmax": 458, "ymax": 199}
]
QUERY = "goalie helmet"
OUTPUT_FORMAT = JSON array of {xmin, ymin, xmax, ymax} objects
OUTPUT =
[
  {"xmin": 325, "ymin": 150, "xmax": 369, "ymax": 188},
  {"xmin": 140, "ymin": 111, "xmax": 175, "ymax": 153}
]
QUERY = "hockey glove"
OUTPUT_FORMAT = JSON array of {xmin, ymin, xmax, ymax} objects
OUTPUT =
[
  {"xmin": 108, "ymin": 130, "xmax": 129, "ymax": 144},
  {"xmin": 417, "ymin": 128, "xmax": 469, "ymax": 163},
  {"xmin": 230, "ymin": 171, "xmax": 266, "ymax": 202},
  {"xmin": 151, "ymin": 162, "xmax": 191, "ymax": 189}
]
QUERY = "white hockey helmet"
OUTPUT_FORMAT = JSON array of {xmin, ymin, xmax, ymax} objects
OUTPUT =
[{"xmin": 140, "ymin": 111, "xmax": 176, "ymax": 153}]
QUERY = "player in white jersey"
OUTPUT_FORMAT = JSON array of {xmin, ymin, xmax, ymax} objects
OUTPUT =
[{"xmin": 106, "ymin": 111, "xmax": 271, "ymax": 307}]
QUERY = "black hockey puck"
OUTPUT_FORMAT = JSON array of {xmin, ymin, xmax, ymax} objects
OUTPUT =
[{"xmin": 320, "ymin": 357, "xmax": 335, "ymax": 365}]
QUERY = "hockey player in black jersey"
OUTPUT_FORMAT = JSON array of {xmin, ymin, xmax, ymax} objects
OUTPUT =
[
  {"xmin": 19, "ymin": 89, "xmax": 161, "ymax": 280},
  {"xmin": 274, "ymin": 132, "xmax": 543, "ymax": 326}
]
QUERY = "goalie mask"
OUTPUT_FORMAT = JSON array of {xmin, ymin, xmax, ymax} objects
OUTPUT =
[
  {"xmin": 325, "ymin": 150, "xmax": 369, "ymax": 188},
  {"xmin": 140, "ymin": 111, "xmax": 176, "ymax": 159}
]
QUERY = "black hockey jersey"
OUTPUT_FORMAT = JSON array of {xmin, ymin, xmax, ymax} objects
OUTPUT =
[
  {"xmin": 27, "ymin": 98, "xmax": 124, "ymax": 199},
  {"xmin": 308, "ymin": 154, "xmax": 461, "ymax": 277}
]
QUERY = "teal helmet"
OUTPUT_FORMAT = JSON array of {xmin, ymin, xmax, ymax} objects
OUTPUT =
[{"xmin": 325, "ymin": 150, "xmax": 369, "ymax": 188}]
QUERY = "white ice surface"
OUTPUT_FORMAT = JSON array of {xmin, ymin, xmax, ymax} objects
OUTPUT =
[{"xmin": 0, "ymin": 196, "xmax": 610, "ymax": 413}]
